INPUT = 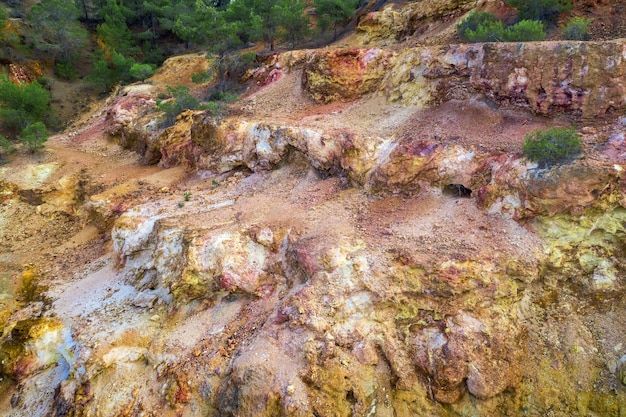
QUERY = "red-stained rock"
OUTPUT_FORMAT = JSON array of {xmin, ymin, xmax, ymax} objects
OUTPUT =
[
  {"xmin": 369, "ymin": 138, "xmax": 478, "ymax": 194},
  {"xmin": 476, "ymin": 155, "xmax": 624, "ymax": 218},
  {"xmin": 302, "ymin": 48, "xmax": 391, "ymax": 103},
  {"xmin": 105, "ymin": 88, "xmax": 159, "ymax": 162},
  {"xmin": 303, "ymin": 41, "xmax": 626, "ymax": 119},
  {"xmin": 412, "ymin": 312, "xmax": 522, "ymax": 402}
]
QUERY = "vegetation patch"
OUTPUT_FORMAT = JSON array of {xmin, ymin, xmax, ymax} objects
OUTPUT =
[
  {"xmin": 459, "ymin": 0, "xmax": 576, "ymax": 43},
  {"xmin": 0, "ymin": 75, "xmax": 51, "ymax": 154},
  {"xmin": 156, "ymin": 85, "xmax": 204, "ymax": 128},
  {"xmin": 523, "ymin": 127, "xmax": 582, "ymax": 167},
  {"xmin": 563, "ymin": 17, "xmax": 592, "ymax": 40},
  {"xmin": 504, "ymin": 0, "xmax": 572, "ymax": 24},
  {"xmin": 458, "ymin": 12, "xmax": 546, "ymax": 42}
]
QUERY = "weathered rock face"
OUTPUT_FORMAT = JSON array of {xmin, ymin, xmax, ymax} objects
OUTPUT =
[
  {"xmin": 302, "ymin": 48, "xmax": 391, "ymax": 103},
  {"xmin": 0, "ymin": 316, "xmax": 74, "ymax": 385},
  {"xmin": 412, "ymin": 312, "xmax": 522, "ymax": 402},
  {"xmin": 302, "ymin": 40, "xmax": 626, "ymax": 119},
  {"xmin": 105, "ymin": 86, "xmax": 160, "ymax": 163},
  {"xmin": 159, "ymin": 114, "xmax": 349, "ymax": 175},
  {"xmin": 6, "ymin": 13, "xmax": 626, "ymax": 415},
  {"xmin": 475, "ymin": 156, "xmax": 625, "ymax": 219},
  {"xmin": 369, "ymin": 139, "xmax": 478, "ymax": 194},
  {"xmin": 356, "ymin": 0, "xmax": 481, "ymax": 44},
  {"xmin": 100, "ymin": 167, "xmax": 626, "ymax": 415},
  {"xmin": 107, "ymin": 189, "xmax": 537, "ymax": 414}
]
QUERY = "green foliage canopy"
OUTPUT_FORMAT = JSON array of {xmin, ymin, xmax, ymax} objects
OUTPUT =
[
  {"xmin": 458, "ymin": 12, "xmax": 546, "ymax": 42},
  {"xmin": 314, "ymin": 0, "xmax": 359, "ymax": 40},
  {"xmin": 129, "ymin": 62, "xmax": 155, "ymax": 81},
  {"xmin": 97, "ymin": 0, "xmax": 137, "ymax": 56},
  {"xmin": 463, "ymin": 19, "xmax": 546, "ymax": 42},
  {"xmin": 563, "ymin": 17, "xmax": 592, "ymax": 40},
  {"xmin": 89, "ymin": 50, "xmax": 138, "ymax": 89},
  {"xmin": 274, "ymin": 0, "xmax": 310, "ymax": 48},
  {"xmin": 173, "ymin": 1, "xmax": 241, "ymax": 53},
  {"xmin": 0, "ymin": 134, "xmax": 15, "ymax": 159},
  {"xmin": 504, "ymin": 19, "xmax": 547, "ymax": 41},
  {"xmin": 457, "ymin": 11, "xmax": 499, "ymax": 41},
  {"xmin": 523, "ymin": 127, "xmax": 582, "ymax": 167},
  {"xmin": 156, "ymin": 85, "xmax": 203, "ymax": 127},
  {"xmin": 19, "ymin": 121, "xmax": 49, "ymax": 153},
  {"xmin": 505, "ymin": 0, "xmax": 572, "ymax": 23},
  {"xmin": 27, "ymin": 0, "xmax": 89, "ymax": 62},
  {"xmin": 0, "ymin": 4, "xmax": 8, "ymax": 36},
  {"xmin": 0, "ymin": 75, "xmax": 51, "ymax": 131}
]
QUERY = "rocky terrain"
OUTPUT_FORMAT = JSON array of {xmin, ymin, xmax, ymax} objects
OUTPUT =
[{"xmin": 1, "ymin": 0, "xmax": 626, "ymax": 416}]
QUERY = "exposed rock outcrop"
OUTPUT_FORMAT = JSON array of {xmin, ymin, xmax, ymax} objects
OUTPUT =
[
  {"xmin": 5, "ymin": 9, "xmax": 626, "ymax": 414},
  {"xmin": 302, "ymin": 40, "xmax": 626, "ymax": 119}
]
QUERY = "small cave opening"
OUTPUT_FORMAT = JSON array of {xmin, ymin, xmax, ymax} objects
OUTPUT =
[
  {"xmin": 345, "ymin": 389, "xmax": 357, "ymax": 405},
  {"xmin": 443, "ymin": 183, "xmax": 472, "ymax": 198}
]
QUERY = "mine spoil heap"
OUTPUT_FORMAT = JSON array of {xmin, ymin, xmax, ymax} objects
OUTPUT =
[{"xmin": 1, "ymin": 0, "xmax": 626, "ymax": 416}]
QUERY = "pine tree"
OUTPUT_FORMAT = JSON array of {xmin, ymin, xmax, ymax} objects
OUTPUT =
[
  {"xmin": 0, "ymin": 4, "xmax": 8, "ymax": 35},
  {"xmin": 273, "ymin": 0, "xmax": 309, "ymax": 48},
  {"xmin": 223, "ymin": 0, "xmax": 263, "ymax": 45},
  {"xmin": 0, "ymin": 75, "xmax": 51, "ymax": 132},
  {"xmin": 27, "ymin": 0, "xmax": 89, "ymax": 63},
  {"xmin": 97, "ymin": 0, "xmax": 136, "ymax": 55},
  {"xmin": 241, "ymin": 0, "xmax": 280, "ymax": 50},
  {"xmin": 505, "ymin": 0, "xmax": 572, "ymax": 24},
  {"xmin": 314, "ymin": 0, "xmax": 358, "ymax": 41}
]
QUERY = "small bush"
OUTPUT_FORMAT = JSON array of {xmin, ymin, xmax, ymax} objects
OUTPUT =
[
  {"xmin": 89, "ymin": 51, "xmax": 137, "ymax": 90},
  {"xmin": 207, "ymin": 90, "xmax": 239, "ymax": 103},
  {"xmin": 465, "ymin": 20, "xmax": 506, "ymax": 42},
  {"xmin": 464, "ymin": 19, "xmax": 546, "ymax": 42},
  {"xmin": 457, "ymin": 11, "xmax": 499, "ymax": 41},
  {"xmin": 129, "ymin": 63, "xmax": 155, "ymax": 81},
  {"xmin": 156, "ymin": 85, "xmax": 203, "ymax": 128},
  {"xmin": 523, "ymin": 127, "xmax": 582, "ymax": 167},
  {"xmin": 504, "ymin": 19, "xmax": 546, "ymax": 41},
  {"xmin": 562, "ymin": 17, "xmax": 592, "ymax": 40},
  {"xmin": 191, "ymin": 70, "xmax": 213, "ymax": 84},
  {"xmin": 19, "ymin": 122, "xmax": 48, "ymax": 153},
  {"xmin": 0, "ymin": 75, "xmax": 51, "ymax": 131},
  {"xmin": 204, "ymin": 101, "xmax": 227, "ymax": 117},
  {"xmin": 0, "ymin": 135, "xmax": 15, "ymax": 159},
  {"xmin": 505, "ymin": 0, "xmax": 572, "ymax": 23},
  {"xmin": 55, "ymin": 61, "xmax": 78, "ymax": 81}
]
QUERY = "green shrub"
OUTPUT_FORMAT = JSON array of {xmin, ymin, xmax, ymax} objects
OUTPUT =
[
  {"xmin": 19, "ymin": 122, "xmax": 48, "ymax": 153},
  {"xmin": 504, "ymin": 19, "xmax": 546, "ymax": 41},
  {"xmin": 464, "ymin": 19, "xmax": 546, "ymax": 42},
  {"xmin": 457, "ymin": 11, "xmax": 499, "ymax": 41},
  {"xmin": 156, "ymin": 85, "xmax": 203, "ymax": 128},
  {"xmin": 203, "ymin": 101, "xmax": 228, "ymax": 118},
  {"xmin": 0, "ymin": 135, "xmax": 15, "ymax": 159},
  {"xmin": 562, "ymin": 17, "xmax": 592, "ymax": 40},
  {"xmin": 465, "ymin": 20, "xmax": 506, "ymax": 42},
  {"xmin": 129, "ymin": 63, "xmax": 155, "ymax": 81},
  {"xmin": 191, "ymin": 70, "xmax": 214, "ymax": 84},
  {"xmin": 55, "ymin": 61, "xmax": 78, "ymax": 80},
  {"xmin": 89, "ymin": 51, "xmax": 137, "ymax": 90},
  {"xmin": 505, "ymin": 0, "xmax": 572, "ymax": 23},
  {"xmin": 0, "ymin": 76, "xmax": 51, "ymax": 131},
  {"xmin": 523, "ymin": 127, "xmax": 582, "ymax": 167},
  {"xmin": 207, "ymin": 90, "xmax": 239, "ymax": 103}
]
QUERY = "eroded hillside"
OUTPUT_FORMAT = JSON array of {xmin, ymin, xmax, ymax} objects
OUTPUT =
[{"xmin": 1, "ymin": 1, "xmax": 626, "ymax": 416}]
